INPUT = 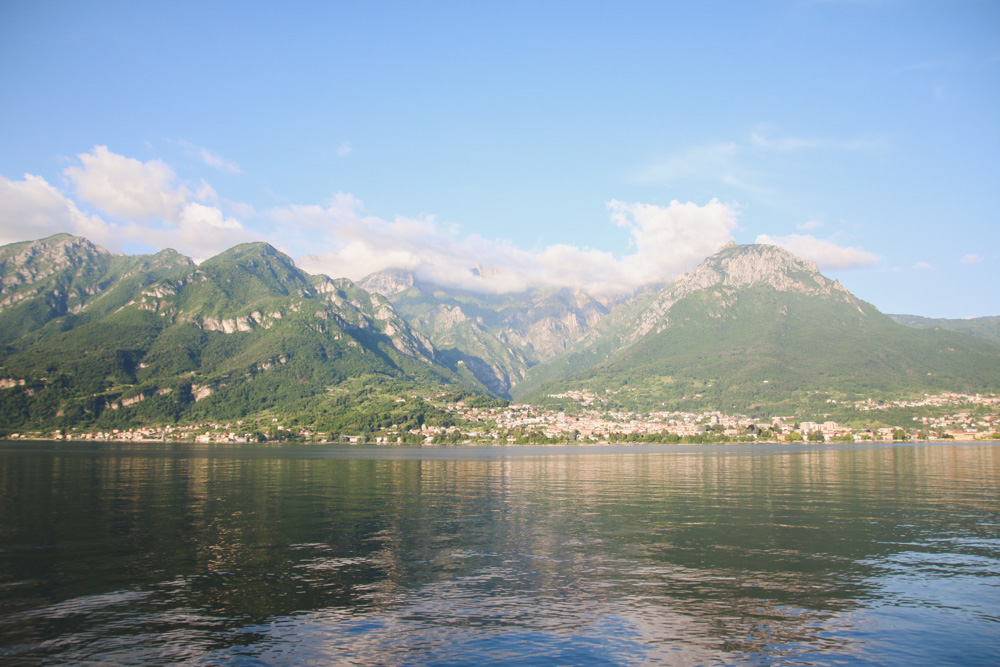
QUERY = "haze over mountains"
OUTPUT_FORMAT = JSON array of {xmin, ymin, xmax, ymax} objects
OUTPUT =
[{"xmin": 1, "ymin": 234, "xmax": 998, "ymax": 432}]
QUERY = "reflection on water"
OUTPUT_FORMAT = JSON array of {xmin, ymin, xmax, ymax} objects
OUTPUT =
[{"xmin": 1, "ymin": 443, "xmax": 998, "ymax": 664}]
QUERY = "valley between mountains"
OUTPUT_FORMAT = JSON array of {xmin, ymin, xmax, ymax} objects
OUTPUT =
[{"xmin": 1, "ymin": 234, "xmax": 998, "ymax": 439}]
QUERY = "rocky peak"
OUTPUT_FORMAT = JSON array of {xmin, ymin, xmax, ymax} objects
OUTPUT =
[
  {"xmin": 624, "ymin": 243, "xmax": 860, "ymax": 342},
  {"xmin": 680, "ymin": 243, "xmax": 851, "ymax": 297},
  {"xmin": 359, "ymin": 268, "xmax": 416, "ymax": 297},
  {"xmin": 0, "ymin": 234, "xmax": 112, "ymax": 287}
]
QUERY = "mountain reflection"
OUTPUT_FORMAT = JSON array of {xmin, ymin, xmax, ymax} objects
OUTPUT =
[{"xmin": 1, "ymin": 443, "xmax": 998, "ymax": 664}]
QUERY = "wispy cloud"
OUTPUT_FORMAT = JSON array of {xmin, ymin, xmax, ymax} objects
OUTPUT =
[
  {"xmin": 797, "ymin": 219, "xmax": 823, "ymax": 231},
  {"xmin": 960, "ymin": 253, "xmax": 981, "ymax": 265},
  {"xmin": 750, "ymin": 127, "xmax": 887, "ymax": 154},
  {"xmin": 635, "ymin": 142, "xmax": 741, "ymax": 185},
  {"xmin": 637, "ymin": 127, "xmax": 887, "ymax": 200},
  {"xmin": 180, "ymin": 141, "xmax": 242, "ymax": 174},
  {"xmin": 913, "ymin": 261, "xmax": 933, "ymax": 270},
  {"xmin": 336, "ymin": 142, "xmax": 353, "ymax": 158},
  {"xmin": 750, "ymin": 130, "xmax": 830, "ymax": 152}
]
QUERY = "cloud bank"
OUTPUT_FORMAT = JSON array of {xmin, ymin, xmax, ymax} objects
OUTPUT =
[
  {"xmin": 293, "ymin": 197, "xmax": 738, "ymax": 294},
  {"xmin": 1, "ymin": 146, "xmax": 880, "ymax": 295}
]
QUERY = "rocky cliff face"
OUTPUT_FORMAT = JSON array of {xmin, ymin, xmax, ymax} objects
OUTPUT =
[
  {"xmin": 0, "ymin": 234, "xmax": 113, "ymax": 312},
  {"xmin": 381, "ymin": 280, "xmax": 613, "ymax": 395},
  {"xmin": 682, "ymin": 242, "xmax": 853, "ymax": 295},
  {"xmin": 313, "ymin": 276, "xmax": 437, "ymax": 361}
]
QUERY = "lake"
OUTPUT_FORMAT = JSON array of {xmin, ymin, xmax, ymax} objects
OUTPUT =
[{"xmin": 1, "ymin": 441, "xmax": 998, "ymax": 665}]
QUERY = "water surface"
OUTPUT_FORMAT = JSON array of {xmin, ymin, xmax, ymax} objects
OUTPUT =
[{"xmin": 1, "ymin": 442, "xmax": 998, "ymax": 664}]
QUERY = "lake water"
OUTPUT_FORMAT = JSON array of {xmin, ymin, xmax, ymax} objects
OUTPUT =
[{"xmin": 1, "ymin": 442, "xmax": 998, "ymax": 665}]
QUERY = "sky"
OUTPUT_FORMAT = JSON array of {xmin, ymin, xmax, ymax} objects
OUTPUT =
[{"xmin": 0, "ymin": 1, "xmax": 998, "ymax": 317}]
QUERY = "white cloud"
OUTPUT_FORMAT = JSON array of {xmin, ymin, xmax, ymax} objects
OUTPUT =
[
  {"xmin": 0, "ymin": 170, "xmax": 253, "ymax": 261},
  {"xmin": 292, "ymin": 197, "xmax": 738, "ymax": 294},
  {"xmin": 119, "ymin": 202, "xmax": 254, "ymax": 262},
  {"xmin": 178, "ymin": 202, "xmax": 243, "ymax": 232},
  {"xmin": 797, "ymin": 219, "xmax": 823, "ymax": 230},
  {"xmin": 194, "ymin": 181, "xmax": 219, "ymax": 204},
  {"xmin": 609, "ymin": 199, "xmax": 738, "ymax": 286},
  {"xmin": 0, "ymin": 174, "xmax": 112, "ymax": 246},
  {"xmin": 290, "ymin": 196, "xmax": 539, "ymax": 292},
  {"xmin": 754, "ymin": 233, "xmax": 880, "ymax": 270},
  {"xmin": 0, "ymin": 147, "xmax": 255, "ymax": 261},
  {"xmin": 64, "ymin": 146, "xmax": 189, "ymax": 221},
  {"xmin": 336, "ymin": 142, "xmax": 353, "ymax": 158},
  {"xmin": 960, "ymin": 253, "xmax": 981, "ymax": 265},
  {"xmin": 913, "ymin": 261, "xmax": 933, "ymax": 270}
]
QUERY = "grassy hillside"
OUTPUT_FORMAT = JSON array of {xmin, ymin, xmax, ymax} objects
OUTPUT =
[{"xmin": 519, "ymin": 273, "xmax": 1000, "ymax": 415}]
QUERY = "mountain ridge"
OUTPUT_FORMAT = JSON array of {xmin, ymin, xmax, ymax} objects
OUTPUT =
[
  {"xmin": 1, "ymin": 234, "xmax": 997, "ymax": 431},
  {"xmin": 0, "ymin": 236, "xmax": 489, "ymax": 433}
]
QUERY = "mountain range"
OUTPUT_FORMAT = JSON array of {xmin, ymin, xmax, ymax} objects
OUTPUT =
[{"xmin": 1, "ymin": 234, "xmax": 998, "ymax": 433}]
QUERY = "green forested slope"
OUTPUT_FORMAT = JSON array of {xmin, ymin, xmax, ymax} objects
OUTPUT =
[
  {"xmin": 0, "ymin": 234, "xmax": 192, "ymax": 346},
  {"xmin": 517, "ymin": 245, "xmax": 1000, "ymax": 412},
  {"xmin": 0, "ymin": 239, "xmax": 486, "ymax": 433}
]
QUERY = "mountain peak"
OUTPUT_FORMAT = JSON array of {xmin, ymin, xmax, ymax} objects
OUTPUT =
[
  {"xmin": 614, "ymin": 243, "xmax": 862, "ymax": 345},
  {"xmin": 0, "ymin": 233, "xmax": 112, "ymax": 266},
  {"xmin": 680, "ymin": 243, "xmax": 849, "ymax": 298},
  {"xmin": 201, "ymin": 242, "xmax": 291, "ymax": 267},
  {"xmin": 0, "ymin": 234, "xmax": 114, "ymax": 297}
]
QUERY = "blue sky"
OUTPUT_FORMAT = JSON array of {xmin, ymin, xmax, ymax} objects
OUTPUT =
[{"xmin": 1, "ymin": 1, "xmax": 997, "ymax": 316}]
